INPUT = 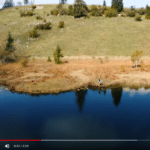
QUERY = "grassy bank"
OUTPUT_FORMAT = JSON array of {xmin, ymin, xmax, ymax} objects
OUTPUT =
[{"xmin": 0, "ymin": 4, "xmax": 150, "ymax": 59}]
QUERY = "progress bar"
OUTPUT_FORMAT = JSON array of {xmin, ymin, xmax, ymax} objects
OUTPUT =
[
  {"xmin": 41, "ymin": 139, "xmax": 150, "ymax": 142},
  {"xmin": 0, "ymin": 139, "xmax": 150, "ymax": 142}
]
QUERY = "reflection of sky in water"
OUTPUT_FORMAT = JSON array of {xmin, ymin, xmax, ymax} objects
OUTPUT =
[{"xmin": 123, "ymin": 87, "xmax": 150, "ymax": 97}]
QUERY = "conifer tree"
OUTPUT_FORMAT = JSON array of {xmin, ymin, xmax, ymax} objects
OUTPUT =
[
  {"xmin": 60, "ymin": 0, "xmax": 67, "ymax": 4},
  {"xmin": 53, "ymin": 45, "xmax": 64, "ymax": 64},
  {"xmin": 5, "ymin": 31, "xmax": 15, "ymax": 53},
  {"xmin": 103, "ymin": 0, "xmax": 106, "ymax": 7},
  {"xmin": 111, "ymin": 0, "xmax": 123, "ymax": 13}
]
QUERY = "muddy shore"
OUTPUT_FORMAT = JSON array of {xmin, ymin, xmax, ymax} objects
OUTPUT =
[{"xmin": 0, "ymin": 56, "xmax": 150, "ymax": 95}]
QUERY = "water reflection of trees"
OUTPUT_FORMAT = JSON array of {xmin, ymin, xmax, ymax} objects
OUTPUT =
[
  {"xmin": 111, "ymin": 87, "xmax": 123, "ymax": 106},
  {"xmin": 75, "ymin": 89, "xmax": 88, "ymax": 113},
  {"xmin": 98, "ymin": 88, "xmax": 107, "ymax": 95}
]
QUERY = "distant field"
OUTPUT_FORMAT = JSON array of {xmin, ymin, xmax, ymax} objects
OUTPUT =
[{"xmin": 0, "ymin": 4, "xmax": 150, "ymax": 58}]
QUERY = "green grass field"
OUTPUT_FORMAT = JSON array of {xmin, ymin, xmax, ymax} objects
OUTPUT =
[{"xmin": 0, "ymin": 4, "xmax": 150, "ymax": 58}]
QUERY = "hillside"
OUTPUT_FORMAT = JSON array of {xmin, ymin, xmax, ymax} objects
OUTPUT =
[{"xmin": 0, "ymin": 4, "xmax": 150, "ymax": 59}]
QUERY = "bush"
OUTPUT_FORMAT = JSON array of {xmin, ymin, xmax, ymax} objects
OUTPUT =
[
  {"xmin": 145, "ymin": 6, "xmax": 150, "ymax": 20},
  {"xmin": 58, "ymin": 21, "xmax": 64, "ymax": 28},
  {"xmin": 47, "ymin": 13, "xmax": 49, "ymax": 16},
  {"xmin": 68, "ymin": 5, "xmax": 74, "ymax": 16},
  {"xmin": 36, "ymin": 15, "xmax": 43, "ymax": 20},
  {"xmin": 51, "ymin": 9, "xmax": 59, "ymax": 15},
  {"xmin": 73, "ymin": 0, "xmax": 88, "ymax": 18},
  {"xmin": 26, "ymin": 11, "xmax": 34, "ymax": 16},
  {"xmin": 90, "ymin": 5, "xmax": 103, "ymax": 16},
  {"xmin": 121, "ymin": 65, "xmax": 125, "ymax": 72},
  {"xmin": 138, "ymin": 8, "xmax": 146, "ymax": 15},
  {"xmin": 135, "ymin": 14, "xmax": 142, "ymax": 21},
  {"xmin": 126, "ymin": 10, "xmax": 136, "ymax": 17},
  {"xmin": 43, "ymin": 18, "xmax": 47, "ymax": 22},
  {"xmin": 53, "ymin": 45, "xmax": 64, "ymax": 64},
  {"xmin": 99, "ymin": 57, "xmax": 103, "ymax": 64},
  {"xmin": 140, "ymin": 60, "xmax": 145, "ymax": 71},
  {"xmin": 32, "ymin": 5, "xmax": 36, "ymax": 9},
  {"xmin": 47, "ymin": 56, "xmax": 51, "ymax": 62},
  {"xmin": 59, "ymin": 8, "xmax": 68, "ymax": 15},
  {"xmin": 21, "ymin": 58, "xmax": 28, "ymax": 67},
  {"xmin": 145, "ymin": 14, "xmax": 150, "ymax": 20},
  {"xmin": 20, "ymin": 12, "xmax": 27, "ymax": 17},
  {"xmin": 44, "ymin": 11, "xmax": 45, "ymax": 14},
  {"xmin": 56, "ymin": 3, "xmax": 63, "ymax": 10},
  {"xmin": 104, "ymin": 8, "xmax": 117, "ymax": 17},
  {"xmin": 29, "ymin": 29, "xmax": 39, "ymax": 38},
  {"xmin": 43, "ymin": 22, "xmax": 52, "ymax": 30},
  {"xmin": 131, "ymin": 50, "xmax": 144, "ymax": 68},
  {"xmin": 34, "ymin": 22, "xmax": 51, "ymax": 30}
]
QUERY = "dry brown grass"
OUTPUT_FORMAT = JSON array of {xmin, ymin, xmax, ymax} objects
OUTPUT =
[{"xmin": 0, "ymin": 56, "xmax": 150, "ymax": 94}]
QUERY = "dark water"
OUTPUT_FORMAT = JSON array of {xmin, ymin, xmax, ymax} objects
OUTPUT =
[{"xmin": 0, "ymin": 86, "xmax": 150, "ymax": 150}]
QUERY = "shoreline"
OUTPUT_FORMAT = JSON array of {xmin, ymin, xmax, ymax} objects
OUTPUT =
[{"xmin": 0, "ymin": 56, "xmax": 150, "ymax": 95}]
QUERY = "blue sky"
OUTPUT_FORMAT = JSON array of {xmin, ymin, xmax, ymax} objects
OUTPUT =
[{"xmin": 0, "ymin": 0, "xmax": 150, "ymax": 9}]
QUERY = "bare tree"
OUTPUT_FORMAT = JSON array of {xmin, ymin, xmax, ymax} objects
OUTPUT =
[{"xmin": 24, "ymin": 0, "xmax": 28, "ymax": 12}]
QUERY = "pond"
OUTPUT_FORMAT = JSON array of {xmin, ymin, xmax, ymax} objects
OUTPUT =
[{"xmin": 0, "ymin": 85, "xmax": 150, "ymax": 150}]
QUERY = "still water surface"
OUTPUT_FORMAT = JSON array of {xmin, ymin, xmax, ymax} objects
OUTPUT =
[{"xmin": 0, "ymin": 86, "xmax": 150, "ymax": 149}]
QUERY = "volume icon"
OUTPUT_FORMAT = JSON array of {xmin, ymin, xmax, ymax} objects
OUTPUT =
[{"xmin": 5, "ymin": 144, "xmax": 10, "ymax": 148}]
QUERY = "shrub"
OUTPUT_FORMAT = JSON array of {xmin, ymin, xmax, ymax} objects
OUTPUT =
[
  {"xmin": 56, "ymin": 3, "xmax": 63, "ymax": 10},
  {"xmin": 73, "ymin": 0, "xmax": 88, "ymax": 18},
  {"xmin": 105, "ymin": 56, "xmax": 109, "ymax": 62},
  {"xmin": 99, "ymin": 6, "xmax": 107, "ymax": 14},
  {"xmin": 138, "ymin": 8, "xmax": 146, "ymax": 15},
  {"xmin": 53, "ymin": 45, "xmax": 64, "ymax": 64},
  {"xmin": 135, "ymin": 14, "xmax": 142, "ymax": 21},
  {"xmin": 59, "ymin": 8, "xmax": 68, "ymax": 15},
  {"xmin": 36, "ymin": 15, "xmax": 43, "ymax": 20},
  {"xmin": 68, "ymin": 5, "xmax": 74, "ymax": 16},
  {"xmin": 126, "ymin": 10, "xmax": 136, "ymax": 17},
  {"xmin": 43, "ymin": 18, "xmax": 47, "ymax": 22},
  {"xmin": 121, "ymin": 65, "xmax": 125, "ymax": 72},
  {"xmin": 58, "ymin": 21, "xmax": 64, "ymax": 28},
  {"xmin": 47, "ymin": 13, "xmax": 49, "ymax": 16},
  {"xmin": 32, "ymin": 57, "xmax": 35, "ymax": 61},
  {"xmin": 131, "ymin": 50, "xmax": 144, "ymax": 68},
  {"xmin": 145, "ymin": 6, "xmax": 150, "ymax": 20},
  {"xmin": 20, "ymin": 12, "xmax": 27, "ymax": 17},
  {"xmin": 51, "ymin": 9, "xmax": 59, "ymax": 15},
  {"xmin": 43, "ymin": 22, "xmax": 51, "ymax": 30},
  {"xmin": 90, "ymin": 5, "xmax": 103, "ymax": 16},
  {"xmin": 104, "ymin": 8, "xmax": 118, "ymax": 17},
  {"xmin": 99, "ymin": 57, "xmax": 103, "ymax": 64},
  {"xmin": 145, "ymin": 14, "xmax": 150, "ymax": 20},
  {"xmin": 34, "ymin": 22, "xmax": 51, "ymax": 30},
  {"xmin": 47, "ymin": 56, "xmax": 51, "ymax": 62},
  {"xmin": 44, "ymin": 11, "xmax": 45, "ymax": 14},
  {"xmin": 26, "ymin": 11, "xmax": 34, "ymax": 16},
  {"xmin": 29, "ymin": 29, "xmax": 39, "ymax": 38},
  {"xmin": 140, "ymin": 60, "xmax": 145, "ymax": 71},
  {"xmin": 21, "ymin": 58, "xmax": 28, "ymax": 67},
  {"xmin": 32, "ymin": 5, "xmax": 36, "ymax": 9}
]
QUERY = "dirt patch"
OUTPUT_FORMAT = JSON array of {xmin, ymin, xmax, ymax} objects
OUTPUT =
[{"xmin": 0, "ymin": 56, "xmax": 150, "ymax": 94}]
